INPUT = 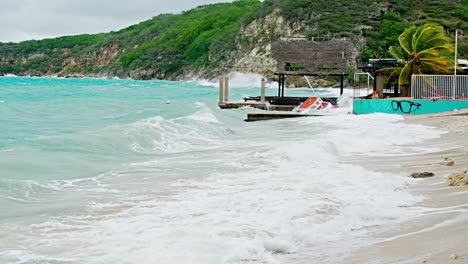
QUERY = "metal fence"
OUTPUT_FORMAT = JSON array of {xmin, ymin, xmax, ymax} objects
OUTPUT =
[
  {"xmin": 411, "ymin": 75, "xmax": 468, "ymax": 101},
  {"xmin": 353, "ymin": 72, "xmax": 374, "ymax": 98}
]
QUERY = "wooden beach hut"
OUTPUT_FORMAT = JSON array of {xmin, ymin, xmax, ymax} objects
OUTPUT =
[{"xmin": 271, "ymin": 38, "xmax": 357, "ymax": 99}]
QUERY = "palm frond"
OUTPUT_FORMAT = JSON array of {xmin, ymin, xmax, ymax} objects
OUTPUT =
[
  {"xmin": 419, "ymin": 58, "xmax": 453, "ymax": 74},
  {"xmin": 414, "ymin": 24, "xmax": 447, "ymax": 52},
  {"xmin": 399, "ymin": 63, "xmax": 412, "ymax": 86},
  {"xmin": 399, "ymin": 26, "xmax": 415, "ymax": 56},
  {"xmin": 388, "ymin": 68, "xmax": 402, "ymax": 82},
  {"xmin": 417, "ymin": 45, "xmax": 453, "ymax": 60},
  {"xmin": 377, "ymin": 66, "xmax": 402, "ymax": 75},
  {"xmin": 388, "ymin": 46, "xmax": 405, "ymax": 60},
  {"xmin": 413, "ymin": 24, "xmax": 431, "ymax": 52}
]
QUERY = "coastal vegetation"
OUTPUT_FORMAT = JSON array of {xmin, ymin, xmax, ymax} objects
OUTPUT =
[
  {"xmin": 0, "ymin": 0, "xmax": 466, "ymax": 79},
  {"xmin": 380, "ymin": 23, "xmax": 454, "ymax": 96}
]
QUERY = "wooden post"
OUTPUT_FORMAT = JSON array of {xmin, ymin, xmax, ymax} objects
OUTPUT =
[
  {"xmin": 376, "ymin": 74, "xmax": 384, "ymax": 98},
  {"xmin": 281, "ymin": 74, "xmax": 285, "ymax": 97},
  {"xmin": 261, "ymin": 78, "xmax": 266, "ymax": 103},
  {"xmin": 373, "ymin": 73, "xmax": 377, "ymax": 92},
  {"xmin": 340, "ymin": 75, "xmax": 344, "ymax": 96},
  {"xmin": 278, "ymin": 75, "xmax": 282, "ymax": 97},
  {"xmin": 219, "ymin": 78, "xmax": 224, "ymax": 103},
  {"xmin": 224, "ymin": 77, "xmax": 229, "ymax": 102}
]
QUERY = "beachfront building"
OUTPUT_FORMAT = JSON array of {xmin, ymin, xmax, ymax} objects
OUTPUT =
[{"xmin": 353, "ymin": 59, "xmax": 468, "ymax": 115}]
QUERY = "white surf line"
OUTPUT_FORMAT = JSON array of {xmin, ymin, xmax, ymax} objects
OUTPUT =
[
  {"xmin": 419, "ymin": 203, "xmax": 468, "ymax": 214},
  {"xmin": 448, "ymin": 189, "xmax": 468, "ymax": 196},
  {"xmin": 377, "ymin": 213, "xmax": 468, "ymax": 243},
  {"xmin": 0, "ymin": 148, "xmax": 14, "ymax": 152}
]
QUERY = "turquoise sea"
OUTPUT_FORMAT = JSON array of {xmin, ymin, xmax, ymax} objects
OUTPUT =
[{"xmin": 0, "ymin": 76, "xmax": 440, "ymax": 263}]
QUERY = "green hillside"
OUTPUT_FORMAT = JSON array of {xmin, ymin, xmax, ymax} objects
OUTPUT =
[
  {"xmin": 0, "ymin": 0, "xmax": 466, "ymax": 79},
  {"xmin": 254, "ymin": 0, "xmax": 467, "ymax": 60},
  {"xmin": 0, "ymin": 0, "xmax": 261, "ymax": 78}
]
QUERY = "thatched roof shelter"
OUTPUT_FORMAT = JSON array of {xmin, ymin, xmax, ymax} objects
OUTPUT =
[{"xmin": 271, "ymin": 39, "xmax": 357, "ymax": 76}]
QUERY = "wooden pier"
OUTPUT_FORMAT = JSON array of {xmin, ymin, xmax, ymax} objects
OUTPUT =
[
  {"xmin": 218, "ymin": 102, "xmax": 296, "ymax": 111},
  {"xmin": 217, "ymin": 76, "xmax": 335, "ymax": 121},
  {"xmin": 245, "ymin": 112, "xmax": 325, "ymax": 122}
]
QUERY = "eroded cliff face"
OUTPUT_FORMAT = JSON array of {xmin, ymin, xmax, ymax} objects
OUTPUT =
[
  {"xmin": 0, "ymin": 43, "xmax": 124, "ymax": 78},
  {"xmin": 56, "ymin": 43, "xmax": 123, "ymax": 77},
  {"xmin": 232, "ymin": 9, "xmax": 305, "ymax": 74}
]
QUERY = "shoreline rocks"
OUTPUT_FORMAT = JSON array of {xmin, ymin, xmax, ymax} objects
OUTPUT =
[
  {"xmin": 411, "ymin": 172, "xmax": 435, "ymax": 178},
  {"xmin": 442, "ymin": 158, "xmax": 455, "ymax": 167},
  {"xmin": 448, "ymin": 171, "xmax": 468, "ymax": 186}
]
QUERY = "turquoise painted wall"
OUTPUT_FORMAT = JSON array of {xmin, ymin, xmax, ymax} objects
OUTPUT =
[{"xmin": 354, "ymin": 99, "xmax": 468, "ymax": 115}]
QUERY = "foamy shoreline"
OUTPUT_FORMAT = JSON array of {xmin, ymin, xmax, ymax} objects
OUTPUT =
[{"xmin": 343, "ymin": 109, "xmax": 468, "ymax": 263}]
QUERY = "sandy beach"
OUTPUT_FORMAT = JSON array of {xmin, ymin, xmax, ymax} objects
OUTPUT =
[{"xmin": 342, "ymin": 110, "xmax": 468, "ymax": 264}]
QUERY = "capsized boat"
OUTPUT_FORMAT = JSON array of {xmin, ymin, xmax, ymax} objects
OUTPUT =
[{"xmin": 293, "ymin": 96, "xmax": 336, "ymax": 113}]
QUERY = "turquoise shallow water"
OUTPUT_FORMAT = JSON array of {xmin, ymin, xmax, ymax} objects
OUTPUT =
[
  {"xmin": 0, "ymin": 77, "xmax": 328, "ymax": 218},
  {"xmin": 0, "ymin": 76, "xmax": 434, "ymax": 264},
  {"xmin": 0, "ymin": 77, "xmax": 334, "ymax": 182},
  {"xmin": 0, "ymin": 77, "xmax": 216, "ymax": 182}
]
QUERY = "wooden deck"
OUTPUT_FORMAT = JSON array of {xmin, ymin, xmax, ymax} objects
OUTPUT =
[
  {"xmin": 218, "ymin": 102, "xmax": 296, "ymax": 111},
  {"xmin": 245, "ymin": 112, "xmax": 325, "ymax": 122}
]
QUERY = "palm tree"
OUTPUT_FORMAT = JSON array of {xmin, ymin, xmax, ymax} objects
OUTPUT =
[{"xmin": 380, "ymin": 23, "xmax": 454, "ymax": 97}]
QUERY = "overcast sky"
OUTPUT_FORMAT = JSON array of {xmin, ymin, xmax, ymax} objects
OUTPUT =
[{"xmin": 0, "ymin": 0, "xmax": 232, "ymax": 42}]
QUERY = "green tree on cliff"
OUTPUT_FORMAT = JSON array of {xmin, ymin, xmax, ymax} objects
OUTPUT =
[{"xmin": 382, "ymin": 23, "xmax": 454, "ymax": 96}]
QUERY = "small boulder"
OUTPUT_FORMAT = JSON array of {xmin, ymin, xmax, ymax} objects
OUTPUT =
[
  {"xmin": 411, "ymin": 172, "xmax": 435, "ymax": 178},
  {"xmin": 443, "ymin": 160, "xmax": 455, "ymax": 166},
  {"xmin": 442, "ymin": 158, "xmax": 455, "ymax": 166},
  {"xmin": 448, "ymin": 171, "xmax": 468, "ymax": 186}
]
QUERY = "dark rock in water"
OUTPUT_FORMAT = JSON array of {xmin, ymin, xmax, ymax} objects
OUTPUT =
[
  {"xmin": 448, "ymin": 171, "xmax": 468, "ymax": 186},
  {"xmin": 410, "ymin": 172, "xmax": 435, "ymax": 178}
]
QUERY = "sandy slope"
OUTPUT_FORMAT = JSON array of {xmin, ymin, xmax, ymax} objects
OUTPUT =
[{"xmin": 342, "ymin": 110, "xmax": 468, "ymax": 264}]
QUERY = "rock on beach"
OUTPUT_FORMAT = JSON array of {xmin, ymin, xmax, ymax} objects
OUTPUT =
[
  {"xmin": 411, "ymin": 172, "xmax": 435, "ymax": 178},
  {"xmin": 448, "ymin": 171, "xmax": 468, "ymax": 186}
]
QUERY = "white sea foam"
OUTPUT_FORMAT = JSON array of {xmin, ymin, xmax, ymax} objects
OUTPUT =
[
  {"xmin": 127, "ymin": 106, "xmax": 231, "ymax": 155},
  {"xmin": 183, "ymin": 102, "xmax": 221, "ymax": 123},
  {"xmin": 191, "ymin": 78, "xmax": 217, "ymax": 87},
  {"xmin": 191, "ymin": 72, "xmax": 277, "ymax": 88},
  {"xmin": 0, "ymin": 109, "xmax": 444, "ymax": 264},
  {"xmin": 0, "ymin": 148, "xmax": 13, "ymax": 152},
  {"xmin": 226, "ymin": 72, "xmax": 277, "ymax": 88}
]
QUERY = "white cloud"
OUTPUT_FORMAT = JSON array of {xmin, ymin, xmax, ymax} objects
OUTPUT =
[{"xmin": 0, "ymin": 0, "xmax": 232, "ymax": 42}]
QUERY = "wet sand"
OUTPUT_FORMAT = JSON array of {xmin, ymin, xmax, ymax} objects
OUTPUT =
[{"xmin": 343, "ymin": 110, "xmax": 468, "ymax": 264}]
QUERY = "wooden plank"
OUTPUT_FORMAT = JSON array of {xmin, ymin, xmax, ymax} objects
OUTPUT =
[
  {"xmin": 218, "ymin": 102, "xmax": 296, "ymax": 111},
  {"xmin": 245, "ymin": 112, "xmax": 324, "ymax": 122},
  {"xmin": 218, "ymin": 102, "xmax": 268, "ymax": 109}
]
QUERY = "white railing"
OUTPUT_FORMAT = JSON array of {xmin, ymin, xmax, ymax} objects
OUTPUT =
[
  {"xmin": 353, "ymin": 72, "xmax": 374, "ymax": 98},
  {"xmin": 411, "ymin": 75, "xmax": 468, "ymax": 101}
]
